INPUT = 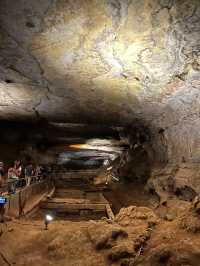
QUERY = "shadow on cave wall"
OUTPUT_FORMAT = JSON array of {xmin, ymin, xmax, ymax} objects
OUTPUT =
[
  {"xmin": 103, "ymin": 122, "xmax": 170, "ymax": 213},
  {"xmin": 113, "ymin": 122, "xmax": 169, "ymax": 185},
  {"xmin": 119, "ymin": 147, "xmax": 151, "ymax": 184}
]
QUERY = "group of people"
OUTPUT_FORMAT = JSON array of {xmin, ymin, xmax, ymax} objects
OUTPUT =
[{"xmin": 0, "ymin": 160, "xmax": 52, "ymax": 193}]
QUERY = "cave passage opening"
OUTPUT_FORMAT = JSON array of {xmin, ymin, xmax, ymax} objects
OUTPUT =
[{"xmin": 0, "ymin": 119, "xmax": 166, "ymax": 217}]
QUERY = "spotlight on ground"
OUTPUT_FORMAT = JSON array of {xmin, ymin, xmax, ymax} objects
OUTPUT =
[{"xmin": 44, "ymin": 214, "xmax": 53, "ymax": 230}]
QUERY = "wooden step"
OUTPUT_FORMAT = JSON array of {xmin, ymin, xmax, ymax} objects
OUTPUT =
[
  {"xmin": 41, "ymin": 202, "xmax": 107, "ymax": 211},
  {"xmin": 54, "ymin": 189, "xmax": 86, "ymax": 198}
]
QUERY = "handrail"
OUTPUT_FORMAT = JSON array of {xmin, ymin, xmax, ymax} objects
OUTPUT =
[
  {"xmin": 52, "ymin": 170, "xmax": 100, "ymax": 173},
  {"xmin": 0, "ymin": 175, "xmax": 50, "ymax": 195}
]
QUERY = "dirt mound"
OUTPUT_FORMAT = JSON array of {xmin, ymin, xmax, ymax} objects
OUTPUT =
[
  {"xmin": 143, "ymin": 243, "xmax": 200, "ymax": 266},
  {"xmin": 86, "ymin": 206, "xmax": 159, "ymax": 265},
  {"xmin": 179, "ymin": 211, "xmax": 200, "ymax": 233},
  {"xmin": 87, "ymin": 221, "xmax": 145, "ymax": 265},
  {"xmin": 178, "ymin": 199, "xmax": 200, "ymax": 233},
  {"xmin": 115, "ymin": 206, "xmax": 159, "ymax": 228},
  {"xmin": 87, "ymin": 222, "xmax": 128, "ymax": 250},
  {"xmin": 135, "ymin": 201, "xmax": 200, "ymax": 266}
]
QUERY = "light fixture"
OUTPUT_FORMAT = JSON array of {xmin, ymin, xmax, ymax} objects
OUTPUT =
[{"xmin": 44, "ymin": 214, "xmax": 53, "ymax": 230}]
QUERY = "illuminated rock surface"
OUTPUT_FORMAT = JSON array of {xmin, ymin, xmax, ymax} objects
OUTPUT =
[{"xmin": 0, "ymin": 0, "xmax": 199, "ymax": 124}]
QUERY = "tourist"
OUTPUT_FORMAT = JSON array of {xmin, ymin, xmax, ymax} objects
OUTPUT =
[
  {"xmin": 7, "ymin": 167, "xmax": 18, "ymax": 193},
  {"xmin": 14, "ymin": 160, "xmax": 22, "ymax": 177},
  {"xmin": 24, "ymin": 163, "xmax": 33, "ymax": 186},
  {"xmin": 13, "ymin": 160, "xmax": 23, "ymax": 187},
  {"xmin": 35, "ymin": 165, "xmax": 42, "ymax": 181}
]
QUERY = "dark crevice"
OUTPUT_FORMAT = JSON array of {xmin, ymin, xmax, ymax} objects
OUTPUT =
[
  {"xmin": 25, "ymin": 21, "xmax": 35, "ymax": 28},
  {"xmin": 5, "ymin": 79, "xmax": 13, "ymax": 83}
]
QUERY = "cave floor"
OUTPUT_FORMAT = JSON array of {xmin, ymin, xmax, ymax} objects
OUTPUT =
[{"xmin": 1, "ymin": 200, "xmax": 200, "ymax": 266}]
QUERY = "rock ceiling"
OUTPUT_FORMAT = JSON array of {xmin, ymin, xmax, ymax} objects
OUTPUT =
[{"xmin": 0, "ymin": 0, "xmax": 199, "ymax": 127}]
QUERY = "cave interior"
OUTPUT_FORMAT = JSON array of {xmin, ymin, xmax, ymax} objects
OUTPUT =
[{"xmin": 0, "ymin": 0, "xmax": 200, "ymax": 266}]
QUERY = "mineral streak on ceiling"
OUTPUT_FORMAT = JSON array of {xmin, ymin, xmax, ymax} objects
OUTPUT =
[{"xmin": 0, "ymin": 0, "xmax": 199, "ymax": 126}]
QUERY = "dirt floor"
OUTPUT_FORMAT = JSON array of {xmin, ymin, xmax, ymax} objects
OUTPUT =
[{"xmin": 1, "ymin": 201, "xmax": 200, "ymax": 266}]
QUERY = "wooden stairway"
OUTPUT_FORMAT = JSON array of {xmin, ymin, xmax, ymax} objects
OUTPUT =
[
  {"xmin": 39, "ymin": 169, "xmax": 114, "ymax": 220},
  {"xmin": 40, "ymin": 188, "xmax": 113, "ymax": 220}
]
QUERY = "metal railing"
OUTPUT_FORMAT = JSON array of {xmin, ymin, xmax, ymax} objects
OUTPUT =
[{"xmin": 0, "ymin": 175, "xmax": 50, "ymax": 195}]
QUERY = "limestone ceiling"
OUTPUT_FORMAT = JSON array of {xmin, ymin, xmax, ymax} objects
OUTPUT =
[{"xmin": 0, "ymin": 0, "xmax": 199, "ymax": 126}]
